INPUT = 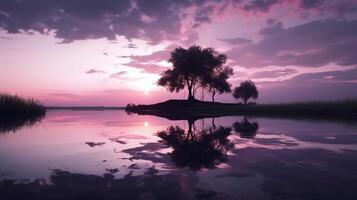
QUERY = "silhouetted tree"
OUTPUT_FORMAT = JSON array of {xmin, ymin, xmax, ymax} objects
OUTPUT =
[
  {"xmin": 207, "ymin": 67, "xmax": 233, "ymax": 102},
  {"xmin": 158, "ymin": 45, "xmax": 227, "ymax": 101},
  {"xmin": 233, "ymin": 117, "xmax": 259, "ymax": 139},
  {"xmin": 233, "ymin": 80, "xmax": 258, "ymax": 104},
  {"xmin": 157, "ymin": 120, "xmax": 233, "ymax": 171}
]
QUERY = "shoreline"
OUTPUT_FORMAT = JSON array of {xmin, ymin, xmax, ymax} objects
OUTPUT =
[{"xmin": 125, "ymin": 99, "xmax": 357, "ymax": 121}]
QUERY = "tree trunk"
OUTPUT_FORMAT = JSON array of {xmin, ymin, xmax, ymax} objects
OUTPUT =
[
  {"xmin": 188, "ymin": 87, "xmax": 195, "ymax": 101},
  {"xmin": 187, "ymin": 120, "xmax": 194, "ymax": 140},
  {"xmin": 212, "ymin": 118, "xmax": 216, "ymax": 130},
  {"xmin": 243, "ymin": 98, "xmax": 248, "ymax": 104},
  {"xmin": 212, "ymin": 91, "xmax": 216, "ymax": 102}
]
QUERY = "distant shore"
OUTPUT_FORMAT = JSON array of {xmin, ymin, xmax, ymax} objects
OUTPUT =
[
  {"xmin": 46, "ymin": 106, "xmax": 125, "ymax": 110},
  {"xmin": 42, "ymin": 99, "xmax": 357, "ymax": 122}
]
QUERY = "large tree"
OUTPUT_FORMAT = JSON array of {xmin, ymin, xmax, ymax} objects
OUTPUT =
[
  {"xmin": 233, "ymin": 80, "xmax": 259, "ymax": 104},
  {"xmin": 158, "ymin": 45, "xmax": 227, "ymax": 101}
]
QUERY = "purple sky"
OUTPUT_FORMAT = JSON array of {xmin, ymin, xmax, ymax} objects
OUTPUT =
[{"xmin": 1, "ymin": 0, "xmax": 357, "ymax": 106}]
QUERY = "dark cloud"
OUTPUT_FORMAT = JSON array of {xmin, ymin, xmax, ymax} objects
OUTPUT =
[
  {"xmin": 86, "ymin": 69, "xmax": 106, "ymax": 74},
  {"xmin": 259, "ymin": 22, "xmax": 283, "ymax": 36},
  {"xmin": 243, "ymin": 0, "xmax": 280, "ymax": 13},
  {"xmin": 192, "ymin": 5, "xmax": 214, "ymax": 28},
  {"xmin": 0, "ymin": 0, "xmax": 225, "ymax": 43},
  {"xmin": 266, "ymin": 18, "xmax": 276, "ymax": 25},
  {"xmin": 241, "ymin": 0, "xmax": 357, "ymax": 16},
  {"xmin": 227, "ymin": 19, "xmax": 357, "ymax": 68},
  {"xmin": 255, "ymin": 67, "xmax": 357, "ymax": 102},
  {"xmin": 219, "ymin": 37, "xmax": 252, "ymax": 45},
  {"xmin": 329, "ymin": 1, "xmax": 357, "ymax": 17},
  {"xmin": 300, "ymin": 0, "xmax": 325, "ymax": 9}
]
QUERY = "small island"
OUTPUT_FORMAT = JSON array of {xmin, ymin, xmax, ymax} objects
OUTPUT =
[{"xmin": 126, "ymin": 45, "xmax": 357, "ymax": 121}]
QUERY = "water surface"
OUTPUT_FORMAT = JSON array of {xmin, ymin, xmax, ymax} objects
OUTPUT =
[{"xmin": 0, "ymin": 110, "xmax": 357, "ymax": 200}]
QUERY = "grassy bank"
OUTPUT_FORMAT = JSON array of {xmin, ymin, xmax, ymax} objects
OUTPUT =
[
  {"xmin": 0, "ymin": 93, "xmax": 46, "ymax": 133},
  {"xmin": 126, "ymin": 99, "xmax": 357, "ymax": 121}
]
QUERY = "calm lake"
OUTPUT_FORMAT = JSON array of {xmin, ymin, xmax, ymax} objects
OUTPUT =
[{"xmin": 1, "ymin": 110, "xmax": 357, "ymax": 200}]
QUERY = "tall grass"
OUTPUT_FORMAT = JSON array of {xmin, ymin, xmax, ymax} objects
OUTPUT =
[
  {"xmin": 0, "ymin": 93, "xmax": 46, "ymax": 133},
  {"xmin": 223, "ymin": 100, "xmax": 357, "ymax": 121}
]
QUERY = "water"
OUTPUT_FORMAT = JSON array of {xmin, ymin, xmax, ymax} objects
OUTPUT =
[{"xmin": 0, "ymin": 110, "xmax": 357, "ymax": 199}]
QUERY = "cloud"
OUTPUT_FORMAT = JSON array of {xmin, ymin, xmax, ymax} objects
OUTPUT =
[
  {"xmin": 117, "ymin": 55, "xmax": 133, "ymax": 58},
  {"xmin": 300, "ymin": 0, "xmax": 325, "ymax": 9},
  {"xmin": 227, "ymin": 19, "xmax": 357, "ymax": 68},
  {"xmin": 126, "ymin": 43, "xmax": 138, "ymax": 49},
  {"xmin": 192, "ymin": 5, "xmax": 215, "ymax": 28},
  {"xmin": 124, "ymin": 48, "xmax": 172, "ymax": 73},
  {"xmin": 288, "ymin": 67, "xmax": 357, "ymax": 83},
  {"xmin": 251, "ymin": 68, "xmax": 298, "ymax": 78},
  {"xmin": 258, "ymin": 22, "xmax": 283, "ymax": 36},
  {"xmin": 219, "ymin": 37, "xmax": 252, "ymax": 45},
  {"xmin": 130, "ymin": 49, "xmax": 170, "ymax": 63},
  {"xmin": 86, "ymin": 69, "xmax": 106, "ymax": 74},
  {"xmin": 0, "ymin": 35, "xmax": 12, "ymax": 40},
  {"xmin": 256, "ymin": 67, "xmax": 357, "ymax": 102},
  {"xmin": 0, "ymin": 0, "xmax": 228, "ymax": 44},
  {"xmin": 240, "ymin": 0, "xmax": 357, "ymax": 16},
  {"xmin": 110, "ymin": 71, "xmax": 127, "ymax": 78},
  {"xmin": 242, "ymin": 0, "xmax": 280, "ymax": 13}
]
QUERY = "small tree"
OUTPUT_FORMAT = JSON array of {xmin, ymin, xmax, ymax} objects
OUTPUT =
[
  {"xmin": 158, "ymin": 45, "xmax": 227, "ymax": 101},
  {"xmin": 207, "ymin": 67, "xmax": 233, "ymax": 102},
  {"xmin": 233, "ymin": 117, "xmax": 259, "ymax": 139},
  {"xmin": 233, "ymin": 80, "xmax": 258, "ymax": 104}
]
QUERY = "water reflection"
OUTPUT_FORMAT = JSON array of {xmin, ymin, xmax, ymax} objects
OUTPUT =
[
  {"xmin": 232, "ymin": 117, "xmax": 259, "ymax": 139},
  {"xmin": 157, "ymin": 120, "xmax": 233, "ymax": 171},
  {"xmin": 0, "ymin": 111, "xmax": 357, "ymax": 200},
  {"xmin": 0, "ymin": 168, "xmax": 200, "ymax": 200},
  {"xmin": 0, "ymin": 113, "xmax": 45, "ymax": 134}
]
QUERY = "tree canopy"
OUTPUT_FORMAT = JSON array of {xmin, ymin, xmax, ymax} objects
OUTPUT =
[
  {"xmin": 233, "ymin": 117, "xmax": 259, "ymax": 139},
  {"xmin": 233, "ymin": 80, "xmax": 259, "ymax": 104},
  {"xmin": 206, "ymin": 67, "xmax": 233, "ymax": 102},
  {"xmin": 158, "ymin": 45, "xmax": 230, "ymax": 101}
]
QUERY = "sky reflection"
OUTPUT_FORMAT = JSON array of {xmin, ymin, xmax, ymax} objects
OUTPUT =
[{"xmin": 0, "ymin": 111, "xmax": 357, "ymax": 199}]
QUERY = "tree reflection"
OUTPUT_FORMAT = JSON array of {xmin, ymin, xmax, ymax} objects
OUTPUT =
[
  {"xmin": 157, "ymin": 120, "xmax": 233, "ymax": 171},
  {"xmin": 233, "ymin": 117, "xmax": 259, "ymax": 139},
  {"xmin": 0, "ymin": 114, "xmax": 45, "ymax": 134}
]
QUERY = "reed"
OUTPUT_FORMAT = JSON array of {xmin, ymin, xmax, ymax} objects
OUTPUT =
[{"xmin": 0, "ymin": 93, "xmax": 46, "ymax": 133}]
